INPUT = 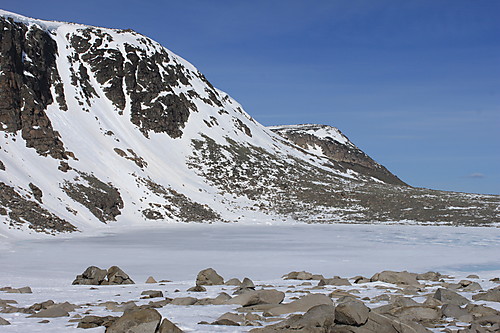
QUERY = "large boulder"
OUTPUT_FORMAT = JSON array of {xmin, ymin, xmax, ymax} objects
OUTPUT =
[
  {"xmin": 107, "ymin": 266, "xmax": 134, "ymax": 285},
  {"xmin": 433, "ymin": 288, "xmax": 469, "ymax": 306},
  {"xmin": 28, "ymin": 302, "xmax": 77, "ymax": 318},
  {"xmin": 370, "ymin": 270, "xmax": 420, "ymax": 286},
  {"xmin": 472, "ymin": 287, "xmax": 500, "ymax": 302},
  {"xmin": 249, "ymin": 304, "xmax": 335, "ymax": 332},
  {"xmin": 334, "ymin": 299, "xmax": 370, "ymax": 326},
  {"xmin": 106, "ymin": 308, "xmax": 161, "ymax": 333},
  {"xmin": 318, "ymin": 277, "xmax": 351, "ymax": 286},
  {"xmin": 157, "ymin": 318, "xmax": 184, "ymax": 333},
  {"xmin": 227, "ymin": 289, "xmax": 285, "ymax": 307},
  {"xmin": 72, "ymin": 266, "xmax": 107, "ymax": 285},
  {"xmin": 72, "ymin": 266, "xmax": 134, "ymax": 285},
  {"xmin": 265, "ymin": 293, "xmax": 333, "ymax": 316},
  {"xmin": 196, "ymin": 268, "xmax": 224, "ymax": 286}
]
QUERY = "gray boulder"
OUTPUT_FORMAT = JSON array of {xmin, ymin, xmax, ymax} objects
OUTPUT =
[
  {"xmin": 107, "ymin": 266, "xmax": 134, "ymax": 285},
  {"xmin": 170, "ymin": 297, "xmax": 198, "ymax": 306},
  {"xmin": 335, "ymin": 299, "xmax": 370, "ymax": 326},
  {"xmin": 370, "ymin": 270, "xmax": 420, "ymax": 286},
  {"xmin": 442, "ymin": 303, "xmax": 472, "ymax": 322},
  {"xmin": 0, "ymin": 317, "xmax": 10, "ymax": 325},
  {"xmin": 265, "ymin": 293, "xmax": 333, "ymax": 316},
  {"xmin": 434, "ymin": 288, "xmax": 469, "ymax": 306},
  {"xmin": 224, "ymin": 278, "xmax": 242, "ymax": 286},
  {"xmin": 141, "ymin": 290, "xmax": 164, "ymax": 299},
  {"xmin": 196, "ymin": 268, "xmax": 224, "ymax": 286},
  {"xmin": 318, "ymin": 277, "xmax": 351, "ymax": 286},
  {"xmin": 28, "ymin": 302, "xmax": 76, "ymax": 318},
  {"xmin": 73, "ymin": 266, "xmax": 107, "ymax": 285},
  {"xmin": 472, "ymin": 287, "xmax": 500, "ymax": 302},
  {"xmin": 77, "ymin": 315, "xmax": 118, "ymax": 329},
  {"xmin": 157, "ymin": 317, "xmax": 184, "ymax": 333},
  {"xmin": 227, "ymin": 289, "xmax": 285, "ymax": 307},
  {"xmin": 106, "ymin": 308, "xmax": 162, "ymax": 333}
]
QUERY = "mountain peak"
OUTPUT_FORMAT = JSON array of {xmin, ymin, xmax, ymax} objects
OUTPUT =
[{"xmin": 0, "ymin": 11, "xmax": 498, "ymax": 236}]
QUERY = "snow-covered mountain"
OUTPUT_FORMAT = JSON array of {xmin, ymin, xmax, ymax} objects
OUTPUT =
[{"xmin": 0, "ymin": 10, "xmax": 498, "ymax": 236}]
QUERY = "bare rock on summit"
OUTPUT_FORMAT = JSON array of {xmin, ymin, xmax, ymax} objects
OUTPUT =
[{"xmin": 196, "ymin": 268, "xmax": 224, "ymax": 286}]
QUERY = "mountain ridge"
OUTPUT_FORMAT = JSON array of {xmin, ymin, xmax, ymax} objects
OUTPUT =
[{"xmin": 0, "ymin": 10, "xmax": 498, "ymax": 236}]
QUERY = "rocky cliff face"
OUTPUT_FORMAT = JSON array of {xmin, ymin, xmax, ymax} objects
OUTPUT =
[
  {"xmin": 269, "ymin": 124, "xmax": 406, "ymax": 186},
  {"xmin": 0, "ymin": 10, "xmax": 498, "ymax": 236}
]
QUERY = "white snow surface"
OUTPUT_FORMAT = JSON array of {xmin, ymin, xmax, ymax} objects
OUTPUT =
[
  {"xmin": 0, "ymin": 223, "xmax": 499, "ymax": 332},
  {"xmin": 0, "ymin": 10, "xmax": 370, "ymax": 236}
]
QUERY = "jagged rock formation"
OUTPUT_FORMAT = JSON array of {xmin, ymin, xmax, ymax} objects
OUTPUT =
[{"xmin": 0, "ymin": 10, "xmax": 498, "ymax": 235}]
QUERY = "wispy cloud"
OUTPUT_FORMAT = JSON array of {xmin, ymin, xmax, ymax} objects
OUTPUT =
[{"xmin": 467, "ymin": 173, "xmax": 485, "ymax": 179}]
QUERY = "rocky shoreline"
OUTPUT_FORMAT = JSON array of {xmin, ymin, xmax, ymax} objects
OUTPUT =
[{"xmin": 1, "ymin": 267, "xmax": 500, "ymax": 332}]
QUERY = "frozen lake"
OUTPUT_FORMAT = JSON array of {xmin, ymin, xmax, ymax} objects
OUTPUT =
[{"xmin": 1, "ymin": 223, "xmax": 499, "ymax": 286}]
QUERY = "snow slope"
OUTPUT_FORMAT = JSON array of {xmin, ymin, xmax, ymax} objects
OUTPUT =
[{"xmin": 0, "ymin": 10, "xmax": 498, "ymax": 237}]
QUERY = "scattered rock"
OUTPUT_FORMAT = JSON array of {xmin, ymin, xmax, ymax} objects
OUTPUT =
[
  {"xmin": 417, "ymin": 271, "xmax": 442, "ymax": 281},
  {"xmin": 145, "ymin": 276, "xmax": 157, "ymax": 284},
  {"xmin": 225, "ymin": 278, "xmax": 242, "ymax": 286},
  {"xmin": 472, "ymin": 287, "xmax": 500, "ymax": 302},
  {"xmin": 442, "ymin": 303, "xmax": 472, "ymax": 322},
  {"xmin": 72, "ymin": 266, "xmax": 108, "ymax": 285},
  {"xmin": 335, "ymin": 299, "xmax": 370, "ymax": 326},
  {"xmin": 370, "ymin": 270, "xmax": 420, "ymax": 286},
  {"xmin": 265, "ymin": 293, "xmax": 333, "ymax": 316},
  {"xmin": 77, "ymin": 315, "xmax": 118, "ymax": 329},
  {"xmin": 107, "ymin": 266, "xmax": 135, "ymax": 285},
  {"xmin": 170, "ymin": 297, "xmax": 198, "ymax": 306},
  {"xmin": 157, "ymin": 317, "xmax": 184, "ymax": 332},
  {"xmin": 434, "ymin": 288, "xmax": 470, "ymax": 306},
  {"xmin": 282, "ymin": 271, "xmax": 323, "ymax": 280},
  {"xmin": 467, "ymin": 274, "xmax": 480, "ymax": 279},
  {"xmin": 141, "ymin": 290, "xmax": 164, "ymax": 299},
  {"xmin": 0, "ymin": 317, "xmax": 10, "ymax": 325},
  {"xmin": 187, "ymin": 285, "xmax": 206, "ymax": 292},
  {"xmin": 318, "ymin": 276, "xmax": 351, "ymax": 286},
  {"xmin": 196, "ymin": 268, "xmax": 224, "ymax": 286},
  {"xmin": 2, "ymin": 286, "xmax": 32, "ymax": 293},
  {"xmin": 227, "ymin": 289, "xmax": 285, "ymax": 307},
  {"xmin": 241, "ymin": 277, "xmax": 256, "ymax": 289},
  {"xmin": 106, "ymin": 308, "xmax": 162, "ymax": 333},
  {"xmin": 28, "ymin": 302, "xmax": 76, "ymax": 318}
]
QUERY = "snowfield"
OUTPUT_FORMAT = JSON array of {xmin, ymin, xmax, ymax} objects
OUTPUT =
[{"xmin": 0, "ymin": 223, "xmax": 499, "ymax": 332}]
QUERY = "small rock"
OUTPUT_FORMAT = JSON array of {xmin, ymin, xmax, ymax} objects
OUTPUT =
[
  {"xmin": 466, "ymin": 274, "xmax": 479, "ymax": 279},
  {"xmin": 196, "ymin": 268, "xmax": 224, "ymax": 286},
  {"xmin": 73, "ymin": 266, "xmax": 107, "ymax": 285},
  {"xmin": 141, "ymin": 290, "xmax": 164, "ymax": 299},
  {"xmin": 266, "ymin": 293, "xmax": 333, "ymax": 316},
  {"xmin": 0, "ymin": 317, "xmax": 10, "ymax": 325},
  {"xmin": 241, "ymin": 278, "xmax": 255, "ymax": 289},
  {"xmin": 145, "ymin": 276, "xmax": 157, "ymax": 284},
  {"xmin": 170, "ymin": 297, "xmax": 198, "ymax": 306},
  {"xmin": 212, "ymin": 318, "xmax": 240, "ymax": 326},
  {"xmin": 225, "ymin": 278, "xmax": 242, "ymax": 286},
  {"xmin": 187, "ymin": 285, "xmax": 206, "ymax": 292}
]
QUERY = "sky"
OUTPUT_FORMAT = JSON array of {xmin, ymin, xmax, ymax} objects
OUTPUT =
[{"xmin": 2, "ymin": 0, "xmax": 499, "ymax": 195}]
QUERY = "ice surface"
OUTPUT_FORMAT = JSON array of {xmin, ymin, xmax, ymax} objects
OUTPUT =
[{"xmin": 0, "ymin": 224, "xmax": 499, "ymax": 332}]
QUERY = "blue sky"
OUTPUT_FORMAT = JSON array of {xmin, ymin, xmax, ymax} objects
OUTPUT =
[{"xmin": 2, "ymin": 0, "xmax": 499, "ymax": 194}]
